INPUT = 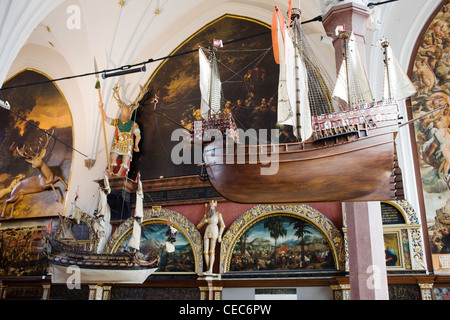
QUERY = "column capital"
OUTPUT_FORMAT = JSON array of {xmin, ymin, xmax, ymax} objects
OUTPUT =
[{"xmin": 322, "ymin": 1, "xmax": 371, "ymax": 72}]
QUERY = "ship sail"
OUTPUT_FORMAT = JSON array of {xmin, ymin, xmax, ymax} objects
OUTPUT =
[
  {"xmin": 332, "ymin": 32, "xmax": 373, "ymax": 109},
  {"xmin": 128, "ymin": 174, "xmax": 143, "ymax": 251},
  {"xmin": 199, "ymin": 47, "xmax": 222, "ymax": 119},
  {"xmin": 381, "ymin": 39, "xmax": 417, "ymax": 101},
  {"xmin": 272, "ymin": 6, "xmax": 312, "ymax": 141}
]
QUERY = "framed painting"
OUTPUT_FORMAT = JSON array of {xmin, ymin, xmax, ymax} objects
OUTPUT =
[
  {"xmin": 0, "ymin": 69, "xmax": 72, "ymax": 220},
  {"xmin": 0, "ymin": 223, "xmax": 50, "ymax": 277},
  {"xmin": 228, "ymin": 214, "xmax": 336, "ymax": 272},
  {"xmin": 383, "ymin": 231, "xmax": 403, "ymax": 268},
  {"xmin": 113, "ymin": 220, "xmax": 196, "ymax": 273},
  {"xmin": 130, "ymin": 14, "xmax": 282, "ymax": 180}
]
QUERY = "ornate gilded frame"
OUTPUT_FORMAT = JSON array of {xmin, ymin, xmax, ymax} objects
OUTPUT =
[
  {"xmin": 104, "ymin": 207, "xmax": 203, "ymax": 274},
  {"xmin": 220, "ymin": 204, "xmax": 346, "ymax": 274},
  {"xmin": 342, "ymin": 200, "xmax": 426, "ymax": 271},
  {"xmin": 381, "ymin": 200, "xmax": 426, "ymax": 271}
]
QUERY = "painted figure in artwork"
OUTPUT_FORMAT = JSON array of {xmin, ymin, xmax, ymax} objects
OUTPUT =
[
  {"xmin": 98, "ymin": 85, "xmax": 147, "ymax": 176},
  {"xmin": 1, "ymin": 133, "xmax": 68, "ymax": 219},
  {"xmin": 197, "ymin": 200, "xmax": 225, "ymax": 274}
]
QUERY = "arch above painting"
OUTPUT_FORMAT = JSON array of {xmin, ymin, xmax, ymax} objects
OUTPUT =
[
  {"xmin": 380, "ymin": 200, "xmax": 426, "ymax": 271},
  {"xmin": 104, "ymin": 207, "xmax": 203, "ymax": 274},
  {"xmin": 220, "ymin": 204, "xmax": 346, "ymax": 274}
]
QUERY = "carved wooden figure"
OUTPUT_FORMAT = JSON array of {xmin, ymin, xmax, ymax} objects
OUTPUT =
[{"xmin": 197, "ymin": 200, "xmax": 225, "ymax": 274}]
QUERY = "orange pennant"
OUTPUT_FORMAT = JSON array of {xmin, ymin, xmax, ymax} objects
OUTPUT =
[{"xmin": 271, "ymin": 7, "xmax": 286, "ymax": 65}]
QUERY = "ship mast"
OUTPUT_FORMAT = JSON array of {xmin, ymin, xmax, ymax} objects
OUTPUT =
[
  {"xmin": 339, "ymin": 31, "xmax": 353, "ymax": 109},
  {"xmin": 291, "ymin": 7, "xmax": 302, "ymax": 138},
  {"xmin": 381, "ymin": 38, "xmax": 392, "ymax": 100}
]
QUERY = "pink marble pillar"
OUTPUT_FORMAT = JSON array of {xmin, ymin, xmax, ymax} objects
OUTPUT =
[
  {"xmin": 345, "ymin": 202, "xmax": 389, "ymax": 300},
  {"xmin": 322, "ymin": 2, "xmax": 389, "ymax": 300}
]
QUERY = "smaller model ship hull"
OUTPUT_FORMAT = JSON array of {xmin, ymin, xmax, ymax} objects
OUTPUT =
[
  {"xmin": 50, "ymin": 263, "xmax": 157, "ymax": 285},
  {"xmin": 204, "ymin": 120, "xmax": 398, "ymax": 204},
  {"xmin": 47, "ymin": 239, "xmax": 158, "ymax": 284}
]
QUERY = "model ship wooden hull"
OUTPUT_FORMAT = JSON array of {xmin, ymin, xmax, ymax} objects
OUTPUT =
[
  {"xmin": 203, "ymin": 116, "xmax": 399, "ymax": 204},
  {"xmin": 47, "ymin": 239, "xmax": 158, "ymax": 284}
]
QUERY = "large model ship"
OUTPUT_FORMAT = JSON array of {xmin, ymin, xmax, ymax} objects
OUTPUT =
[{"xmin": 198, "ymin": 6, "xmax": 416, "ymax": 204}]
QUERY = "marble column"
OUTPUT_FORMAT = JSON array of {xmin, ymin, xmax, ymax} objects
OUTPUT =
[{"xmin": 345, "ymin": 202, "xmax": 389, "ymax": 299}]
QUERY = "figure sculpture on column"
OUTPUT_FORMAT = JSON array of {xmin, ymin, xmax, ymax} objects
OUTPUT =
[{"xmin": 197, "ymin": 200, "xmax": 225, "ymax": 274}]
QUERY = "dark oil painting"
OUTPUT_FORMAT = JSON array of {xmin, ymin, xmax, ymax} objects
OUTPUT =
[
  {"xmin": 0, "ymin": 70, "xmax": 72, "ymax": 220},
  {"xmin": 130, "ymin": 15, "xmax": 282, "ymax": 180},
  {"xmin": 0, "ymin": 224, "xmax": 49, "ymax": 277}
]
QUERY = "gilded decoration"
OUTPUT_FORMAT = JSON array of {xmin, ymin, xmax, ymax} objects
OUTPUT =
[
  {"xmin": 383, "ymin": 200, "xmax": 426, "ymax": 270},
  {"xmin": 220, "ymin": 204, "xmax": 345, "ymax": 274},
  {"xmin": 55, "ymin": 211, "xmax": 102, "ymax": 252},
  {"xmin": 342, "ymin": 200, "xmax": 426, "ymax": 271},
  {"xmin": 104, "ymin": 208, "xmax": 203, "ymax": 273}
]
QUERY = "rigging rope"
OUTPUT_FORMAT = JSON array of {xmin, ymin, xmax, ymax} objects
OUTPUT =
[{"xmin": 0, "ymin": 31, "xmax": 271, "ymax": 92}]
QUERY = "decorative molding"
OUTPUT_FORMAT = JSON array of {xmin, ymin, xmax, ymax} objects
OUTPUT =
[{"xmin": 220, "ymin": 204, "xmax": 346, "ymax": 274}]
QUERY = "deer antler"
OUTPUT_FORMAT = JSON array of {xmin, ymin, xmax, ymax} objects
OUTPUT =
[
  {"xmin": 131, "ymin": 85, "xmax": 149, "ymax": 109},
  {"xmin": 112, "ymin": 85, "xmax": 126, "ymax": 107},
  {"xmin": 16, "ymin": 130, "xmax": 53, "ymax": 159},
  {"xmin": 16, "ymin": 145, "xmax": 32, "ymax": 159}
]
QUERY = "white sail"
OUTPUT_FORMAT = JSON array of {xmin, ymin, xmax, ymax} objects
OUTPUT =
[
  {"xmin": 333, "ymin": 59, "xmax": 349, "ymax": 103},
  {"xmin": 135, "ymin": 177, "xmax": 144, "ymax": 219},
  {"xmin": 383, "ymin": 44, "xmax": 417, "ymax": 100},
  {"xmin": 58, "ymin": 214, "xmax": 77, "ymax": 241},
  {"xmin": 199, "ymin": 48, "xmax": 221, "ymax": 119},
  {"xmin": 332, "ymin": 32, "xmax": 373, "ymax": 109},
  {"xmin": 275, "ymin": 12, "xmax": 292, "ymax": 125},
  {"xmin": 96, "ymin": 174, "xmax": 112, "ymax": 254},
  {"xmin": 128, "ymin": 219, "xmax": 141, "ymax": 251},
  {"xmin": 275, "ymin": 10, "xmax": 312, "ymax": 140}
]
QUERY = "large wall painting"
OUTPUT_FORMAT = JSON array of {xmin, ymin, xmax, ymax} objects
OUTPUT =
[
  {"xmin": 410, "ymin": 1, "xmax": 450, "ymax": 274},
  {"xmin": 220, "ymin": 205, "xmax": 345, "ymax": 274},
  {"xmin": 229, "ymin": 215, "xmax": 335, "ymax": 272},
  {"xmin": 0, "ymin": 70, "xmax": 72, "ymax": 220},
  {"xmin": 130, "ymin": 15, "xmax": 281, "ymax": 180},
  {"xmin": 0, "ymin": 223, "xmax": 50, "ymax": 277}
]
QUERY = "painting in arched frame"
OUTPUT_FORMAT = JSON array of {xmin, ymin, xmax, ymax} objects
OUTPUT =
[
  {"xmin": 229, "ymin": 214, "xmax": 336, "ymax": 272},
  {"xmin": 130, "ymin": 14, "xmax": 281, "ymax": 180},
  {"xmin": 0, "ymin": 69, "xmax": 72, "ymax": 220},
  {"xmin": 114, "ymin": 220, "xmax": 196, "ymax": 273}
]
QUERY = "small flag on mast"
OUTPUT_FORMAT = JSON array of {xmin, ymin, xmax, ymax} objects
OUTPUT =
[
  {"xmin": 335, "ymin": 25, "xmax": 345, "ymax": 36},
  {"xmin": 213, "ymin": 39, "xmax": 223, "ymax": 48}
]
